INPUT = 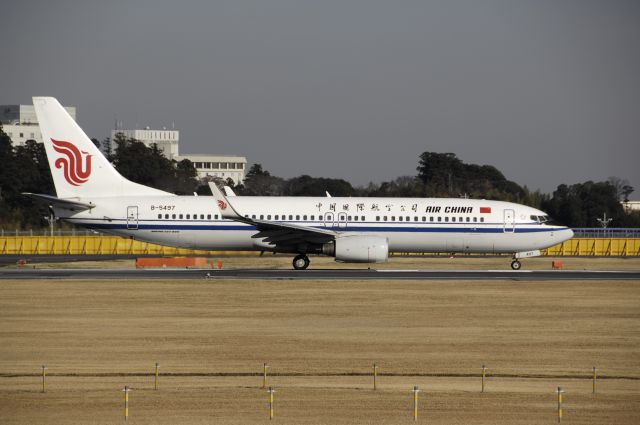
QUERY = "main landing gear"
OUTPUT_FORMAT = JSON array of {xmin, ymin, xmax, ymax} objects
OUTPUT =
[
  {"xmin": 510, "ymin": 259, "xmax": 522, "ymax": 270},
  {"xmin": 292, "ymin": 254, "xmax": 310, "ymax": 270}
]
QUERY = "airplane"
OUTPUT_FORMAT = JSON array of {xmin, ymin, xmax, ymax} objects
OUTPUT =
[{"xmin": 27, "ymin": 96, "xmax": 574, "ymax": 270}]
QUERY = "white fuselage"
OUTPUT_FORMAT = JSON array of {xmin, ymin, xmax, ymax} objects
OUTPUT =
[{"xmin": 59, "ymin": 195, "xmax": 574, "ymax": 254}]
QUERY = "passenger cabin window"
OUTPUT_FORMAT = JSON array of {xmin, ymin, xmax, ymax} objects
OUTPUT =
[
  {"xmin": 207, "ymin": 214, "xmax": 211, "ymax": 219},
  {"xmin": 165, "ymin": 214, "xmax": 169, "ymax": 219},
  {"xmin": 391, "ymin": 216, "xmax": 396, "ymax": 221},
  {"xmin": 303, "ymin": 215, "xmax": 307, "ymax": 220},
  {"xmin": 473, "ymin": 217, "xmax": 477, "ymax": 222},
  {"xmin": 296, "ymin": 215, "xmax": 300, "ymax": 220},
  {"xmin": 311, "ymin": 215, "xmax": 315, "ymax": 220},
  {"xmin": 452, "ymin": 217, "xmax": 456, "ymax": 222},
  {"xmin": 480, "ymin": 217, "xmax": 485, "ymax": 223},
  {"xmin": 289, "ymin": 215, "xmax": 293, "ymax": 220},
  {"xmin": 437, "ymin": 217, "xmax": 442, "ymax": 222},
  {"xmin": 267, "ymin": 215, "xmax": 271, "ymax": 220},
  {"xmin": 172, "ymin": 214, "xmax": 176, "ymax": 219},
  {"xmin": 383, "ymin": 216, "xmax": 388, "ymax": 221},
  {"xmin": 445, "ymin": 217, "xmax": 449, "ymax": 222},
  {"xmin": 200, "ymin": 214, "xmax": 204, "ymax": 219},
  {"xmin": 179, "ymin": 214, "xmax": 183, "ymax": 219},
  {"xmin": 157, "ymin": 214, "xmax": 162, "ymax": 219},
  {"xmin": 252, "ymin": 215, "xmax": 256, "ymax": 219},
  {"xmin": 260, "ymin": 215, "xmax": 264, "ymax": 219},
  {"xmin": 376, "ymin": 216, "xmax": 380, "ymax": 221}
]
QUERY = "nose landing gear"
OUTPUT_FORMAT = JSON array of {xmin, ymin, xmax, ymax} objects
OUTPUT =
[
  {"xmin": 510, "ymin": 250, "xmax": 541, "ymax": 270},
  {"xmin": 293, "ymin": 254, "xmax": 310, "ymax": 270}
]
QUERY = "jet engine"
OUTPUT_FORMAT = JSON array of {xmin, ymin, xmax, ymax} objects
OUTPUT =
[{"xmin": 322, "ymin": 235, "xmax": 389, "ymax": 263}]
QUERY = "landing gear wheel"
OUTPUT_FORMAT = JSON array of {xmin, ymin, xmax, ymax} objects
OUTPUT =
[
  {"xmin": 293, "ymin": 254, "xmax": 310, "ymax": 270},
  {"xmin": 510, "ymin": 260, "xmax": 522, "ymax": 270}
]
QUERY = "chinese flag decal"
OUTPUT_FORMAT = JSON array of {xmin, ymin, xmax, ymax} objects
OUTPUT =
[{"xmin": 480, "ymin": 207, "xmax": 492, "ymax": 214}]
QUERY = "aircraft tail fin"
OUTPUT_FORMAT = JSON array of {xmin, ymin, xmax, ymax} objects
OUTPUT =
[{"xmin": 33, "ymin": 97, "xmax": 172, "ymax": 199}]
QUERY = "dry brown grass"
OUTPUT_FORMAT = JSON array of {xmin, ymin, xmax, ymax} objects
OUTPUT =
[{"xmin": 1, "ymin": 278, "xmax": 639, "ymax": 424}]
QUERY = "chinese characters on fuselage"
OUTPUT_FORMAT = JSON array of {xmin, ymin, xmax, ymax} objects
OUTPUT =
[{"xmin": 314, "ymin": 203, "xmax": 475, "ymax": 214}]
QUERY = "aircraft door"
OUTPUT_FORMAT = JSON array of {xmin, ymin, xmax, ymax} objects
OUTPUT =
[
  {"xmin": 127, "ymin": 206, "xmax": 139, "ymax": 230},
  {"xmin": 503, "ymin": 209, "xmax": 515, "ymax": 233},
  {"xmin": 324, "ymin": 212, "xmax": 335, "ymax": 228},
  {"xmin": 337, "ymin": 212, "xmax": 347, "ymax": 229}
]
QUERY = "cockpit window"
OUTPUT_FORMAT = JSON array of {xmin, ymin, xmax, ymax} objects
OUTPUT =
[
  {"xmin": 529, "ymin": 215, "xmax": 553, "ymax": 224},
  {"xmin": 538, "ymin": 215, "xmax": 563, "ymax": 226}
]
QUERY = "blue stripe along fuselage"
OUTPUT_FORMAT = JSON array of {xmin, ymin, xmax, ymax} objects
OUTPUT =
[{"xmin": 68, "ymin": 219, "xmax": 568, "ymax": 234}]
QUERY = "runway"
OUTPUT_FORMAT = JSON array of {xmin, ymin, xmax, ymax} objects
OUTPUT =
[{"xmin": 1, "ymin": 268, "xmax": 640, "ymax": 280}]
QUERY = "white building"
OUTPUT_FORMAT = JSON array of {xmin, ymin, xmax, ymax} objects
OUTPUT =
[
  {"xmin": 1, "ymin": 104, "xmax": 76, "ymax": 146},
  {"xmin": 3, "ymin": 104, "xmax": 248, "ymax": 184},
  {"xmin": 111, "ymin": 128, "xmax": 179, "ymax": 159},
  {"xmin": 622, "ymin": 201, "xmax": 640, "ymax": 213},
  {"xmin": 174, "ymin": 154, "xmax": 247, "ymax": 185},
  {"xmin": 112, "ymin": 128, "xmax": 247, "ymax": 184}
]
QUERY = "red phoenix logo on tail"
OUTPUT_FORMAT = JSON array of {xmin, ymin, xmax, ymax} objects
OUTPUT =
[
  {"xmin": 217, "ymin": 200, "xmax": 227, "ymax": 210},
  {"xmin": 51, "ymin": 139, "xmax": 92, "ymax": 186}
]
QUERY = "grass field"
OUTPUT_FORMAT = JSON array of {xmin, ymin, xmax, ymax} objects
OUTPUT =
[{"xmin": 1, "ymin": 273, "xmax": 639, "ymax": 423}]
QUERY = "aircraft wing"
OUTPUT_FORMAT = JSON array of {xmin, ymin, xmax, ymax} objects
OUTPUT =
[
  {"xmin": 208, "ymin": 183, "xmax": 337, "ymax": 247},
  {"xmin": 23, "ymin": 193, "xmax": 95, "ymax": 211}
]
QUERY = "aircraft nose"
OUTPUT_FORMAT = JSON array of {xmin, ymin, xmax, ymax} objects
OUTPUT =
[{"xmin": 564, "ymin": 227, "xmax": 574, "ymax": 241}]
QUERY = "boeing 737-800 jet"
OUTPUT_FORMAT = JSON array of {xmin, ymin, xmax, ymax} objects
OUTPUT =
[{"xmin": 27, "ymin": 97, "xmax": 573, "ymax": 270}]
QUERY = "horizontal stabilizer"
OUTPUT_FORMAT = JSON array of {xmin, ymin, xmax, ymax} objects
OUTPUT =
[{"xmin": 23, "ymin": 193, "xmax": 95, "ymax": 211}]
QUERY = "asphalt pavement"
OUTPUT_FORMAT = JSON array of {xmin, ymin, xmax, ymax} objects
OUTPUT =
[{"xmin": 1, "ymin": 268, "xmax": 639, "ymax": 280}]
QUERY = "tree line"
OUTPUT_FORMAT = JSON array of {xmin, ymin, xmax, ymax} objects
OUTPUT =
[
  {"xmin": 237, "ymin": 153, "xmax": 639, "ymax": 228},
  {"xmin": 1, "ymin": 125, "xmax": 638, "ymax": 228}
]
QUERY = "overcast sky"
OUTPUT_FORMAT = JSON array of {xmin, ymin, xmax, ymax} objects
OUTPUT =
[{"xmin": 2, "ymin": 0, "xmax": 639, "ymax": 194}]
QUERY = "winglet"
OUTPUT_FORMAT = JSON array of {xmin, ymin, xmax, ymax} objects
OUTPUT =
[
  {"xmin": 208, "ymin": 182, "xmax": 242, "ymax": 219},
  {"xmin": 223, "ymin": 186, "xmax": 237, "ymax": 197}
]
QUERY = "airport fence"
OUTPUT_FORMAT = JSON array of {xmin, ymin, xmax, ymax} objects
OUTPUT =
[
  {"xmin": 1, "ymin": 230, "xmax": 639, "ymax": 257},
  {"xmin": 572, "ymin": 228, "xmax": 640, "ymax": 238}
]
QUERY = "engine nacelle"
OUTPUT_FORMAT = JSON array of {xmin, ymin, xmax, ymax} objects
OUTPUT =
[{"xmin": 322, "ymin": 236, "xmax": 389, "ymax": 263}]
